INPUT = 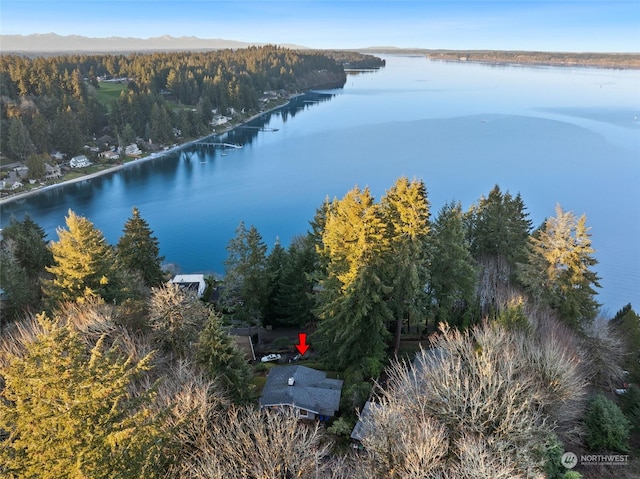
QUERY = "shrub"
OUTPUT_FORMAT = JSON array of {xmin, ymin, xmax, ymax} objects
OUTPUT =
[
  {"xmin": 327, "ymin": 416, "xmax": 355, "ymax": 437},
  {"xmin": 584, "ymin": 394, "xmax": 631, "ymax": 452},
  {"xmin": 562, "ymin": 472, "xmax": 583, "ymax": 479},
  {"xmin": 253, "ymin": 362, "xmax": 268, "ymax": 373},
  {"xmin": 539, "ymin": 433, "xmax": 565, "ymax": 479},
  {"xmin": 618, "ymin": 385, "xmax": 640, "ymax": 433}
]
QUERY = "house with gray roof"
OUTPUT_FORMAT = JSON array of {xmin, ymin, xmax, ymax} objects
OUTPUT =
[
  {"xmin": 259, "ymin": 365, "xmax": 343, "ymax": 421},
  {"xmin": 350, "ymin": 400, "xmax": 376, "ymax": 442}
]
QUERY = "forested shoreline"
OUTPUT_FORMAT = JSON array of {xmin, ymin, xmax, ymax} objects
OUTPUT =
[
  {"xmin": 1, "ymin": 178, "xmax": 639, "ymax": 478},
  {"xmin": 0, "ymin": 48, "xmax": 384, "ymax": 199},
  {"xmin": 356, "ymin": 48, "xmax": 640, "ymax": 69}
]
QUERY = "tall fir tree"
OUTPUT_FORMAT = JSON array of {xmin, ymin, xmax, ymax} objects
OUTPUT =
[
  {"xmin": 466, "ymin": 185, "xmax": 532, "ymax": 315},
  {"xmin": 379, "ymin": 177, "xmax": 431, "ymax": 352},
  {"xmin": 518, "ymin": 204, "xmax": 600, "ymax": 329},
  {"xmin": 263, "ymin": 238, "xmax": 289, "ymax": 326},
  {"xmin": 0, "ymin": 215, "xmax": 52, "ymax": 321},
  {"xmin": 315, "ymin": 186, "xmax": 391, "ymax": 376},
  {"xmin": 43, "ymin": 209, "xmax": 118, "ymax": 307},
  {"xmin": 1, "ymin": 214, "xmax": 53, "ymax": 281},
  {"xmin": 6, "ymin": 117, "xmax": 34, "ymax": 161},
  {"xmin": 116, "ymin": 207, "xmax": 166, "ymax": 287},
  {"xmin": 273, "ymin": 235, "xmax": 318, "ymax": 327},
  {"xmin": 196, "ymin": 311, "xmax": 254, "ymax": 403},
  {"xmin": 429, "ymin": 201, "xmax": 478, "ymax": 328},
  {"xmin": 222, "ymin": 222, "xmax": 268, "ymax": 324}
]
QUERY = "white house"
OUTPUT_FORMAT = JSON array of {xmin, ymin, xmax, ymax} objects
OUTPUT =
[
  {"xmin": 210, "ymin": 115, "xmax": 230, "ymax": 127},
  {"xmin": 124, "ymin": 144, "xmax": 142, "ymax": 157},
  {"xmin": 70, "ymin": 155, "xmax": 91, "ymax": 168},
  {"xmin": 169, "ymin": 274, "xmax": 206, "ymax": 298}
]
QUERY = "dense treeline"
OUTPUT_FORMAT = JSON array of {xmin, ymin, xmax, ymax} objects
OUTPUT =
[
  {"xmin": 0, "ymin": 46, "xmax": 348, "ymax": 160},
  {"xmin": 1, "ymin": 179, "xmax": 639, "ymax": 478},
  {"xmin": 425, "ymin": 49, "xmax": 640, "ymax": 69}
]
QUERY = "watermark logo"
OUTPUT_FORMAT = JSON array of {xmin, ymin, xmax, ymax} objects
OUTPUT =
[
  {"xmin": 580, "ymin": 454, "xmax": 630, "ymax": 466},
  {"xmin": 561, "ymin": 451, "xmax": 630, "ymax": 468},
  {"xmin": 561, "ymin": 452, "xmax": 578, "ymax": 469}
]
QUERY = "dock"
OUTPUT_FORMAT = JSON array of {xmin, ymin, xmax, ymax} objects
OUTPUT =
[{"xmin": 194, "ymin": 142, "xmax": 243, "ymax": 149}]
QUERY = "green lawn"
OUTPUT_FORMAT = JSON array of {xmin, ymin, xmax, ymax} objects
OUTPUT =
[{"xmin": 91, "ymin": 82, "xmax": 127, "ymax": 111}]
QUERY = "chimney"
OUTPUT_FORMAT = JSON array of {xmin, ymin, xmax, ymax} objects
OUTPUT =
[{"xmin": 288, "ymin": 377, "xmax": 295, "ymax": 386}]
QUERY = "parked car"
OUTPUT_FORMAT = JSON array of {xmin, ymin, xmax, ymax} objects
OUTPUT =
[{"xmin": 261, "ymin": 353, "xmax": 281, "ymax": 363}]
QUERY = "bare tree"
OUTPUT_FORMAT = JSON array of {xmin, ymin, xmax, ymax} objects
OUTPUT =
[{"xmin": 359, "ymin": 321, "xmax": 586, "ymax": 478}]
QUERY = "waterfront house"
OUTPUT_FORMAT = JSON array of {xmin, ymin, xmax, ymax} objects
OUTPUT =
[
  {"xmin": 70, "ymin": 155, "xmax": 91, "ymax": 168},
  {"xmin": 259, "ymin": 365, "xmax": 343, "ymax": 421},
  {"xmin": 99, "ymin": 150, "xmax": 120, "ymax": 161},
  {"xmin": 124, "ymin": 143, "xmax": 142, "ymax": 157},
  {"xmin": 45, "ymin": 163, "xmax": 62, "ymax": 179},
  {"xmin": 169, "ymin": 274, "xmax": 206, "ymax": 298}
]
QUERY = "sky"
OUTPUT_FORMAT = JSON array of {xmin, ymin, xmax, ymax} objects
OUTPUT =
[{"xmin": 1, "ymin": 0, "xmax": 639, "ymax": 52}]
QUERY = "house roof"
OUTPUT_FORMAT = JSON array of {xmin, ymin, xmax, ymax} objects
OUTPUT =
[
  {"xmin": 350, "ymin": 400, "xmax": 377, "ymax": 441},
  {"xmin": 170, "ymin": 274, "xmax": 206, "ymax": 298},
  {"xmin": 259, "ymin": 365, "xmax": 343, "ymax": 417}
]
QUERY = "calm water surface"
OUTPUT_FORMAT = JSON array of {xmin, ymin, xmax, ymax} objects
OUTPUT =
[{"xmin": 2, "ymin": 56, "xmax": 639, "ymax": 311}]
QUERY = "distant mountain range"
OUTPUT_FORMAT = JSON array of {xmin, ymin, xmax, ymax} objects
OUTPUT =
[{"xmin": 0, "ymin": 33, "xmax": 307, "ymax": 53}]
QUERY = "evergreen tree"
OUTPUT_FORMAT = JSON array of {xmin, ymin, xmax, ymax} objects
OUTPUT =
[
  {"xmin": 610, "ymin": 304, "xmax": 640, "ymax": 383},
  {"xmin": 467, "ymin": 185, "xmax": 532, "ymax": 265},
  {"xmin": 29, "ymin": 113, "xmax": 52, "ymax": 154},
  {"xmin": 429, "ymin": 202, "xmax": 478, "ymax": 328},
  {"xmin": 263, "ymin": 238, "xmax": 289, "ymax": 326},
  {"xmin": 116, "ymin": 207, "xmax": 166, "ymax": 287},
  {"xmin": 0, "ymin": 315, "xmax": 168, "ymax": 478},
  {"xmin": 52, "ymin": 108, "xmax": 82, "ymax": 157},
  {"xmin": 466, "ymin": 186, "xmax": 532, "ymax": 315},
  {"xmin": 222, "ymin": 222, "xmax": 268, "ymax": 324},
  {"xmin": 379, "ymin": 177, "xmax": 431, "ymax": 352},
  {"xmin": 315, "ymin": 263, "xmax": 392, "ymax": 376},
  {"xmin": 149, "ymin": 103, "xmax": 173, "ymax": 144},
  {"xmin": 7, "ymin": 117, "xmax": 34, "ymax": 161},
  {"xmin": 196, "ymin": 311, "xmax": 254, "ymax": 403},
  {"xmin": 273, "ymin": 235, "xmax": 318, "ymax": 327},
  {"xmin": 43, "ymin": 209, "xmax": 118, "ymax": 307},
  {"xmin": 315, "ymin": 186, "xmax": 391, "ymax": 376},
  {"xmin": 0, "ymin": 246, "xmax": 33, "ymax": 325},
  {"xmin": 518, "ymin": 204, "xmax": 601, "ymax": 329},
  {"xmin": 1, "ymin": 214, "xmax": 53, "ymax": 280},
  {"xmin": 0, "ymin": 215, "xmax": 52, "ymax": 321}
]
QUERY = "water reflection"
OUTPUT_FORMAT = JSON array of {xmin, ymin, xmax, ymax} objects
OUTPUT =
[{"xmin": 1, "ymin": 60, "xmax": 637, "ymax": 310}]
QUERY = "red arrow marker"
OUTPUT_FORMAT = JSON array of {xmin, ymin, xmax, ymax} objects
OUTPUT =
[{"xmin": 295, "ymin": 333, "xmax": 310, "ymax": 356}]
